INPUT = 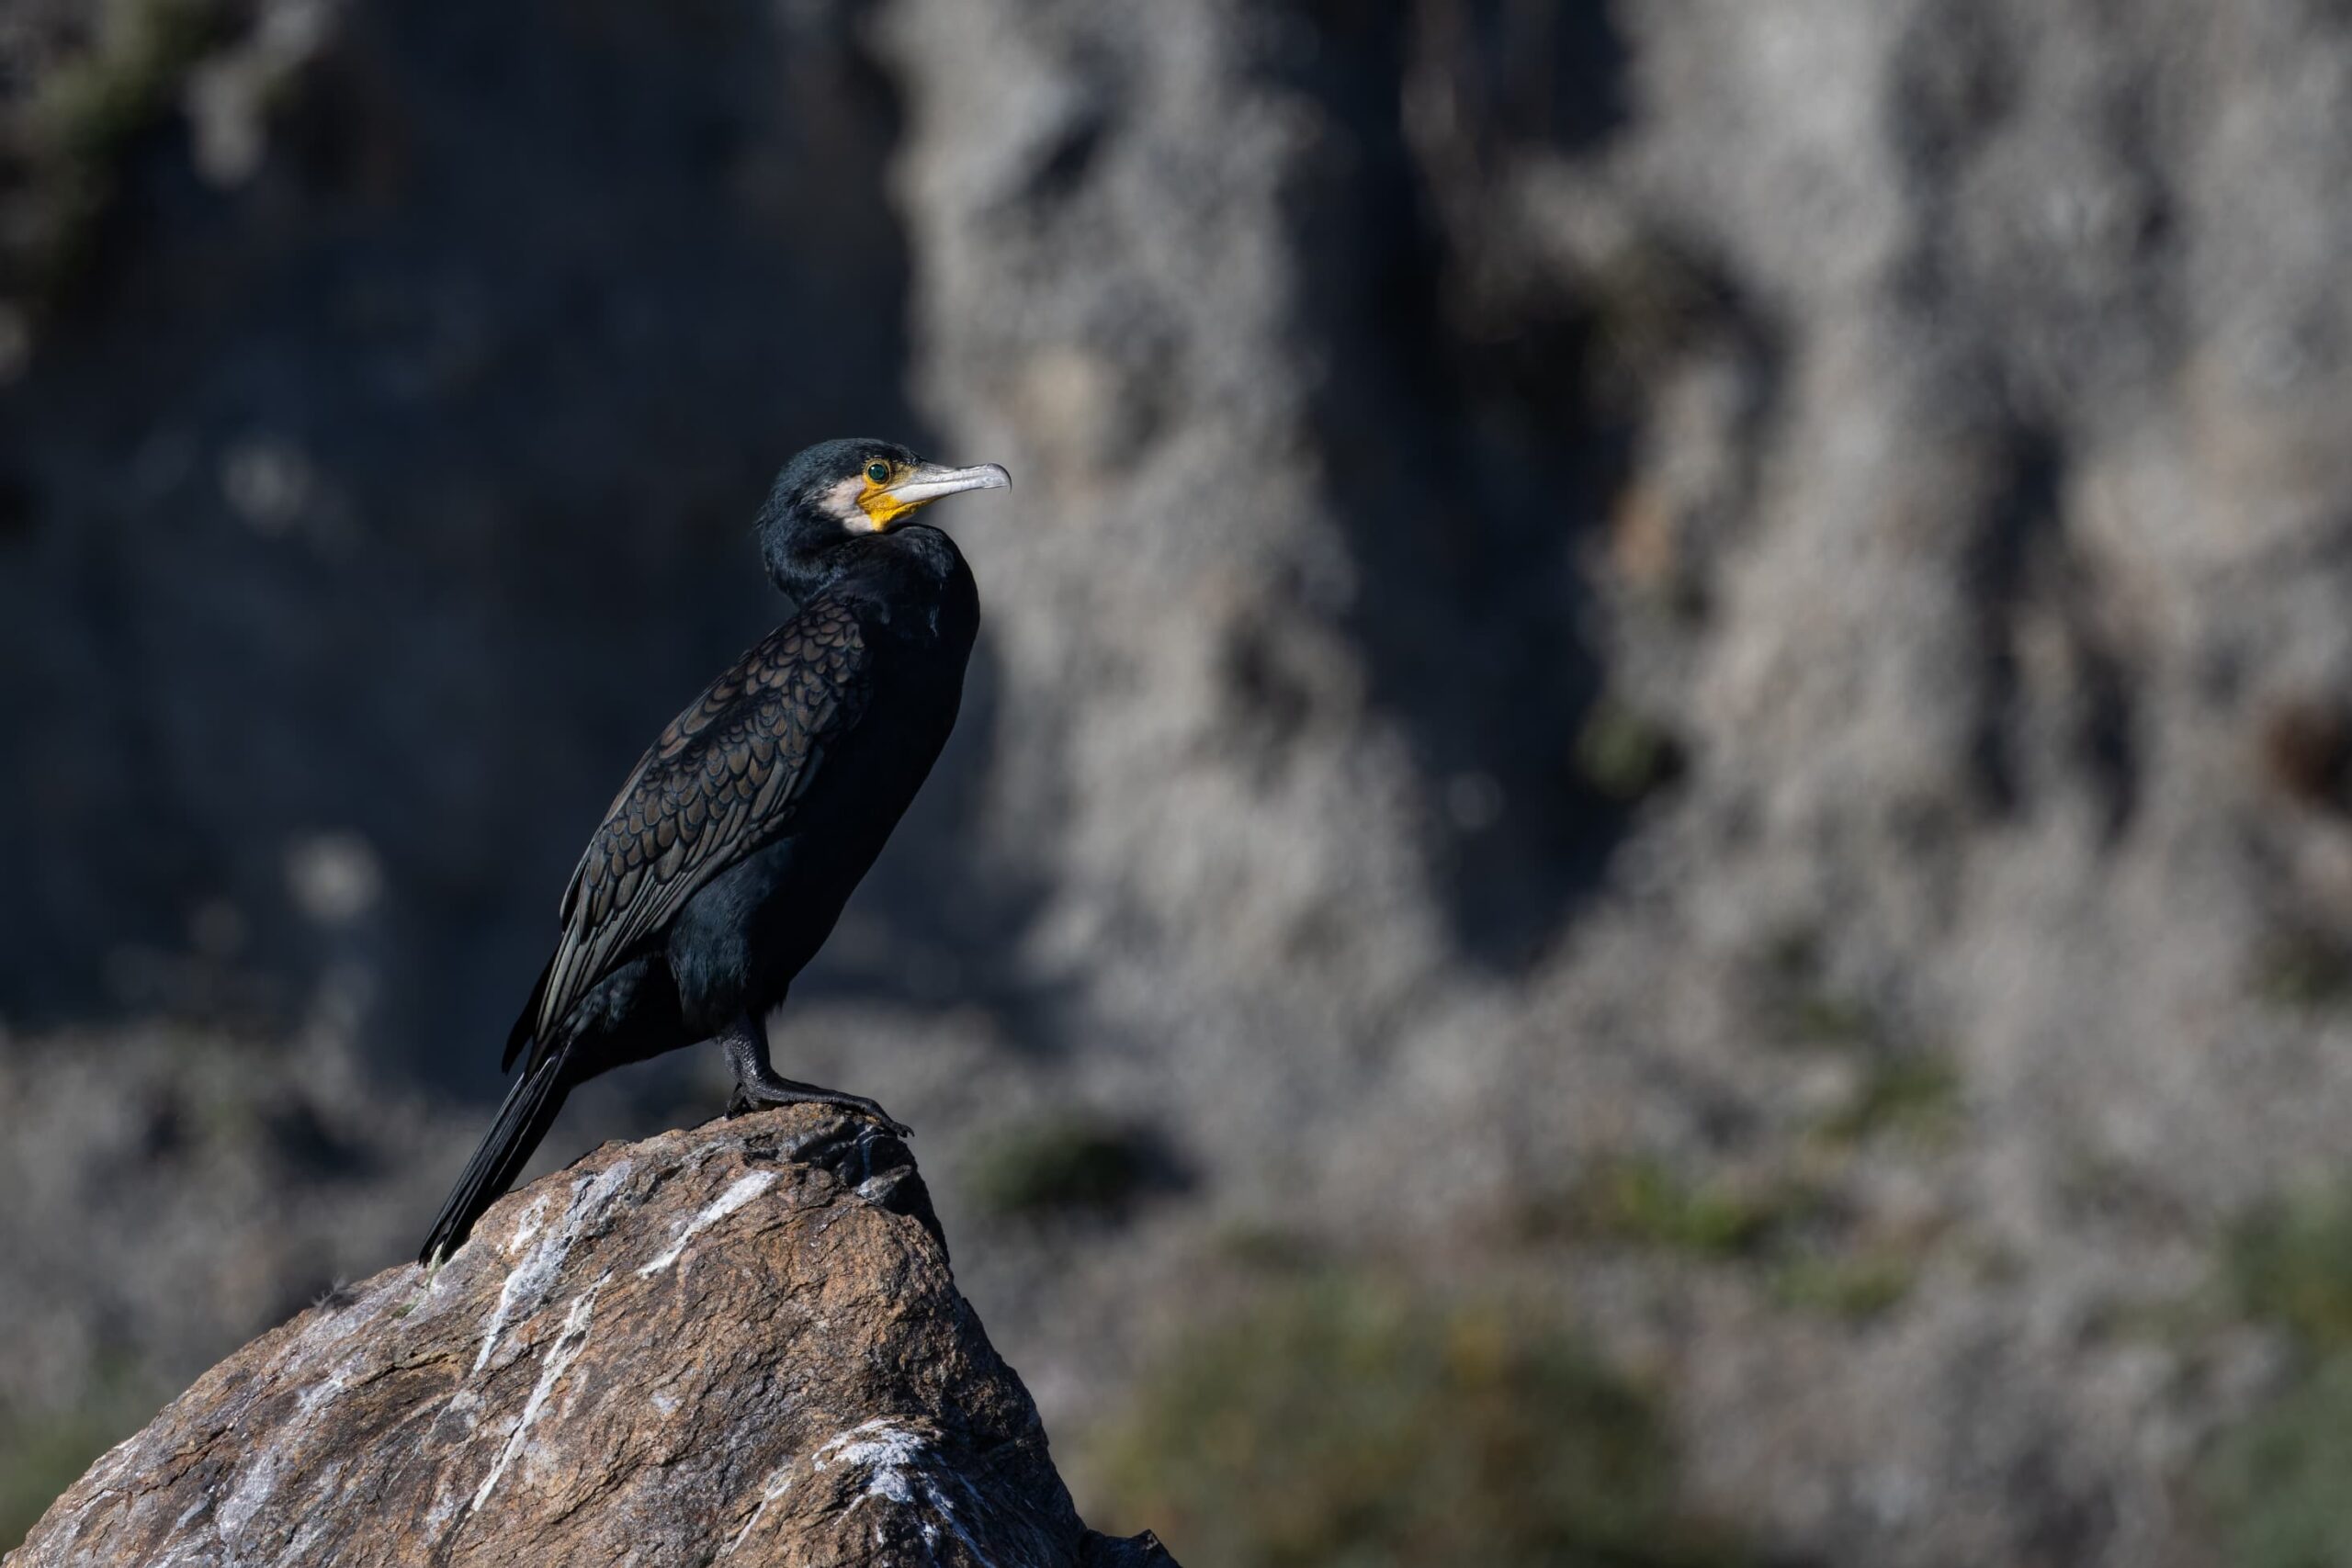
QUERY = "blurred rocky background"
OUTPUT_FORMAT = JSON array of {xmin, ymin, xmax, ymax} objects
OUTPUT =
[{"xmin": 6, "ymin": 0, "xmax": 2352, "ymax": 1562}]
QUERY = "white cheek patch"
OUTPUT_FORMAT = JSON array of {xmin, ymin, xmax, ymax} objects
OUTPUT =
[{"xmin": 825, "ymin": 475, "xmax": 883, "ymax": 533}]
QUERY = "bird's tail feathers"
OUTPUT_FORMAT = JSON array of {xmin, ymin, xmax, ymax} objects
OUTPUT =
[{"xmin": 418, "ymin": 1044, "xmax": 572, "ymax": 1269}]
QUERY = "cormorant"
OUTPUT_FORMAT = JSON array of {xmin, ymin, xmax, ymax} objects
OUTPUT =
[{"xmin": 419, "ymin": 438, "xmax": 1006, "ymax": 1267}]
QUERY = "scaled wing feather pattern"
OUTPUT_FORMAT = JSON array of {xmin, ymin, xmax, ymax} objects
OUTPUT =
[{"xmin": 517, "ymin": 596, "xmax": 874, "ymax": 1068}]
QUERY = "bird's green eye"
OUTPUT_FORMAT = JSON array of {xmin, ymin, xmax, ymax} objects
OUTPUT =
[{"xmin": 865, "ymin": 461, "xmax": 891, "ymax": 485}]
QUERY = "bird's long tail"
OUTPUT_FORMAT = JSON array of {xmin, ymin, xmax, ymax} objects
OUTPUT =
[{"xmin": 418, "ymin": 1046, "xmax": 572, "ymax": 1268}]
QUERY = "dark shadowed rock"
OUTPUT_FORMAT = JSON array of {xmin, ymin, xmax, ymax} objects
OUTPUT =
[{"xmin": 5, "ymin": 1104, "xmax": 1174, "ymax": 1568}]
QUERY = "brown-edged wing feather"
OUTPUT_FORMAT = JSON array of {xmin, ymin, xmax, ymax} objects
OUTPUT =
[{"xmin": 519, "ymin": 596, "xmax": 873, "ymax": 1066}]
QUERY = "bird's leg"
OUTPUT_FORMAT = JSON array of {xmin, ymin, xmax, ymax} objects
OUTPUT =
[{"xmin": 718, "ymin": 1014, "xmax": 911, "ymax": 1137}]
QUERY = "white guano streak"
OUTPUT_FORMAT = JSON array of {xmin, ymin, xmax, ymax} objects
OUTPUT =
[
  {"xmin": 637, "ymin": 1170, "xmax": 778, "ymax": 1276},
  {"xmin": 473, "ymin": 1159, "xmax": 633, "ymax": 1373},
  {"xmin": 469, "ymin": 1284, "xmax": 600, "ymax": 1515},
  {"xmin": 811, "ymin": 1420, "xmax": 1004, "ymax": 1568}
]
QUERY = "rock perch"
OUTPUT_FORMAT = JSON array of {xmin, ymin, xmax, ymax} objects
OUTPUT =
[{"xmin": 6, "ymin": 1106, "xmax": 1176, "ymax": 1567}]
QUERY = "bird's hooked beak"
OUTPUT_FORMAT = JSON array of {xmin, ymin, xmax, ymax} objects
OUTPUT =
[
  {"xmin": 890, "ymin": 461, "xmax": 1011, "ymax": 506},
  {"xmin": 857, "ymin": 461, "xmax": 1011, "ymax": 531}
]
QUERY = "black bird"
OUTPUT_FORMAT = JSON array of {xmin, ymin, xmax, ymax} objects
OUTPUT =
[{"xmin": 420, "ymin": 438, "xmax": 1006, "ymax": 1267}]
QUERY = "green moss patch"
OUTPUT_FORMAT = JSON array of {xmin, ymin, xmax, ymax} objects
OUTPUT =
[
  {"xmin": 1080, "ymin": 1277, "xmax": 1745, "ymax": 1568},
  {"xmin": 2198, "ymin": 1181, "xmax": 2352, "ymax": 1565},
  {"xmin": 1524, "ymin": 1156, "xmax": 1807, "ymax": 1259}
]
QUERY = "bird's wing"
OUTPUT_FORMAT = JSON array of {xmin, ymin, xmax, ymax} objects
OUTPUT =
[{"xmin": 520, "ymin": 595, "xmax": 874, "ymax": 1063}]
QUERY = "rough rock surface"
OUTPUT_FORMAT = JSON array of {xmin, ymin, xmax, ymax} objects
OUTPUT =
[{"xmin": 6, "ymin": 1104, "xmax": 1171, "ymax": 1568}]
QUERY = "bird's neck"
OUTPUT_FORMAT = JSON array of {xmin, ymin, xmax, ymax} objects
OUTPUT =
[
  {"xmin": 765, "ymin": 553, "xmax": 832, "ymax": 602},
  {"xmin": 767, "ymin": 525, "xmax": 960, "ymax": 601},
  {"xmin": 760, "ymin": 515, "xmax": 854, "ymax": 602}
]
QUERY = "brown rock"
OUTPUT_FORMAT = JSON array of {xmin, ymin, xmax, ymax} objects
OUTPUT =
[{"xmin": 6, "ymin": 1107, "xmax": 1175, "ymax": 1568}]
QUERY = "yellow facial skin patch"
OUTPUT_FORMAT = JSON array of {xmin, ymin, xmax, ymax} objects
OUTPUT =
[{"xmin": 855, "ymin": 470, "xmax": 917, "ymax": 531}]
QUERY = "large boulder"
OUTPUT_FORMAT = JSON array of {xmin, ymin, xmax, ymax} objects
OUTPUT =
[{"xmin": 6, "ymin": 1104, "xmax": 1172, "ymax": 1568}]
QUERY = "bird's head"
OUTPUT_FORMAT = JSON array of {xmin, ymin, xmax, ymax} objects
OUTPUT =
[{"xmin": 756, "ymin": 437, "xmax": 1009, "ymax": 592}]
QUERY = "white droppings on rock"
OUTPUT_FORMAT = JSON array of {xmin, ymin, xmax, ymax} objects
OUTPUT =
[
  {"xmin": 814, "ymin": 1418, "xmax": 931, "ymax": 1498},
  {"xmin": 470, "ymin": 1283, "xmax": 601, "ymax": 1515},
  {"xmin": 508, "ymin": 1193, "xmax": 551, "ymax": 1252},
  {"xmin": 836, "ymin": 1431, "xmax": 917, "ymax": 1520},
  {"xmin": 916, "ymin": 1472, "xmax": 1005, "ymax": 1568},
  {"xmin": 422, "ymin": 1479, "xmax": 464, "ymax": 1539},
  {"xmin": 295, "ymin": 1353, "xmax": 366, "ymax": 1418},
  {"xmin": 214, "ymin": 1449, "xmax": 282, "ymax": 1543},
  {"xmin": 717, "ymin": 1461, "xmax": 797, "ymax": 1559},
  {"xmin": 473, "ymin": 1160, "xmax": 633, "ymax": 1373},
  {"xmin": 810, "ymin": 1420, "xmax": 1019, "ymax": 1568},
  {"xmin": 637, "ymin": 1170, "xmax": 778, "ymax": 1276}
]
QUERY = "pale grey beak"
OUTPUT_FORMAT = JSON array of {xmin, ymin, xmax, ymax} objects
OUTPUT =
[{"xmin": 888, "ymin": 462, "xmax": 1012, "ymax": 506}]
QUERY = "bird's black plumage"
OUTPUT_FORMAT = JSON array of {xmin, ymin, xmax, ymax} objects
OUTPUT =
[{"xmin": 420, "ymin": 438, "xmax": 1003, "ymax": 1266}]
